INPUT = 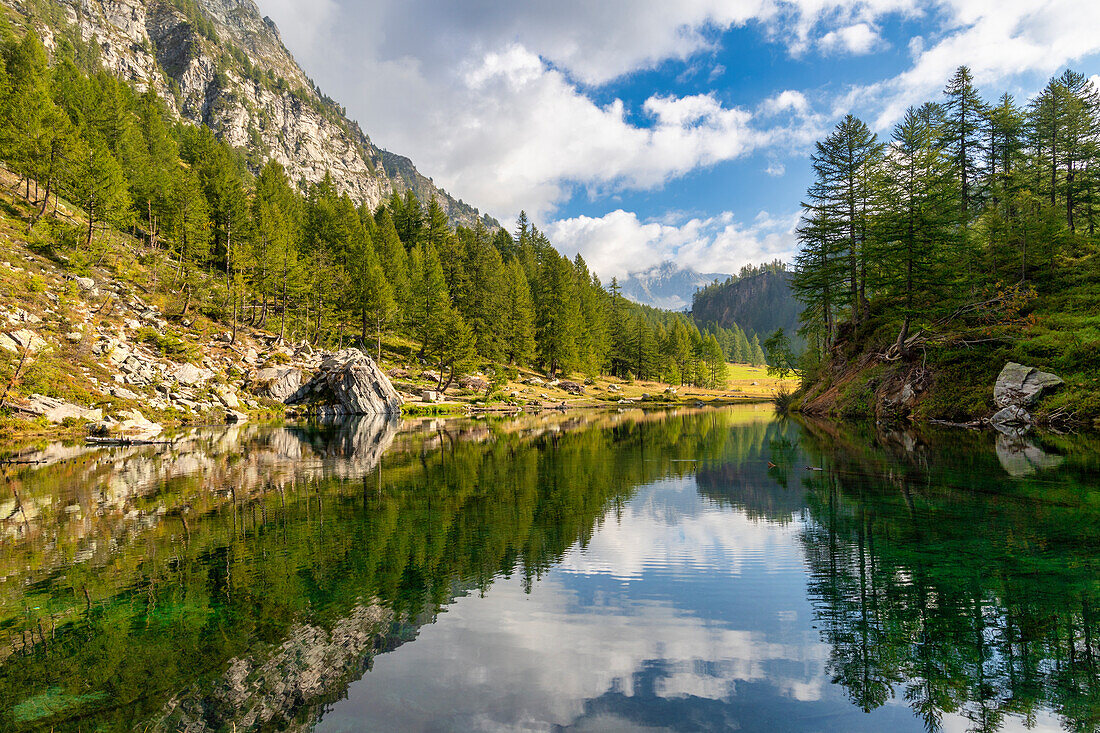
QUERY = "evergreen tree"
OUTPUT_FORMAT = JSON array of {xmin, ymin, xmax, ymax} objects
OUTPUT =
[
  {"xmin": 942, "ymin": 66, "xmax": 986, "ymax": 220},
  {"xmin": 408, "ymin": 243, "xmax": 450, "ymax": 358},
  {"xmin": 501, "ymin": 259, "xmax": 536, "ymax": 365},
  {"xmin": 536, "ymin": 254, "xmax": 580, "ymax": 377}
]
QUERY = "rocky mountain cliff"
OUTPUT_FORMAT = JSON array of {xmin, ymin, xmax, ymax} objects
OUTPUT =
[
  {"xmin": 4, "ymin": 0, "xmax": 495, "ymax": 228},
  {"xmin": 691, "ymin": 268, "xmax": 801, "ymax": 344}
]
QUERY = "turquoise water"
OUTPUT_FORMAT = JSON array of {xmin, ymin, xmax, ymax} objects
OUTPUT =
[{"xmin": 0, "ymin": 407, "xmax": 1097, "ymax": 731}]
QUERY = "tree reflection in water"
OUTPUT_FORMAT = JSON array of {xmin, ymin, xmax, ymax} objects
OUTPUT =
[{"xmin": 0, "ymin": 408, "xmax": 1096, "ymax": 732}]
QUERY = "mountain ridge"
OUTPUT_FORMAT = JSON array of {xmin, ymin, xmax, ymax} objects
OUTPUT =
[
  {"xmin": 619, "ymin": 261, "xmax": 727, "ymax": 311},
  {"xmin": 5, "ymin": 0, "xmax": 497, "ymax": 228}
]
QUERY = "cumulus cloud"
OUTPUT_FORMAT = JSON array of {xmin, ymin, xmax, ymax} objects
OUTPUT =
[
  {"xmin": 819, "ymin": 23, "xmax": 884, "ymax": 55},
  {"xmin": 251, "ymin": 0, "xmax": 913, "ymax": 221},
  {"xmin": 546, "ymin": 209, "xmax": 799, "ymax": 281},
  {"xmin": 853, "ymin": 0, "xmax": 1100, "ymax": 130}
]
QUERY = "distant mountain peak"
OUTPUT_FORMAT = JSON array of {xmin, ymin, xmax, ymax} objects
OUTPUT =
[{"xmin": 619, "ymin": 262, "xmax": 728, "ymax": 311}]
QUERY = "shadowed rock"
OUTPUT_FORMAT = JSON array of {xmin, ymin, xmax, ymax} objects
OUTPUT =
[{"xmin": 994, "ymin": 362, "xmax": 1063, "ymax": 409}]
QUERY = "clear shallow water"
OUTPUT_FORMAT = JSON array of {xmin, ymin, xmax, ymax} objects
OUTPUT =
[{"xmin": 0, "ymin": 407, "xmax": 1097, "ymax": 732}]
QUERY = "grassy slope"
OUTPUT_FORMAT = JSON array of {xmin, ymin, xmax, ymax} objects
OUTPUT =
[
  {"xmin": 0, "ymin": 170, "xmax": 797, "ymax": 439},
  {"xmin": 792, "ymin": 261, "xmax": 1100, "ymax": 428}
]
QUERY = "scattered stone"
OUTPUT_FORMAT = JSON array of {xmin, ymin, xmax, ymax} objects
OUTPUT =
[
  {"xmin": 994, "ymin": 362, "xmax": 1064, "ymax": 409},
  {"xmin": 2, "ymin": 329, "xmax": 48, "ymax": 354},
  {"xmin": 225, "ymin": 409, "xmax": 248, "ymax": 424},
  {"xmin": 664, "ymin": 387, "xmax": 677, "ymax": 395},
  {"xmin": 15, "ymin": 395, "xmax": 102, "ymax": 423},
  {"xmin": 215, "ymin": 385, "xmax": 240, "ymax": 409},
  {"xmin": 74, "ymin": 276, "xmax": 96, "ymax": 291},
  {"xmin": 93, "ymin": 409, "xmax": 163, "ymax": 439},
  {"xmin": 110, "ymin": 386, "xmax": 141, "ymax": 400},
  {"xmin": 65, "ymin": 331, "xmax": 84, "ymax": 343},
  {"xmin": 386, "ymin": 367, "xmax": 411, "ymax": 380}
]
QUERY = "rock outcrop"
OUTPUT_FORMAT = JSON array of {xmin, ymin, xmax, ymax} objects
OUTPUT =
[
  {"xmin": 13, "ymin": 0, "xmax": 495, "ymax": 229},
  {"xmin": 287, "ymin": 349, "xmax": 402, "ymax": 416}
]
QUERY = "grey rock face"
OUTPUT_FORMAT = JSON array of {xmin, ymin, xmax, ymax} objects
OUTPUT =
[
  {"xmin": 35, "ymin": 0, "xmax": 493, "ymax": 229},
  {"xmin": 994, "ymin": 362, "xmax": 1064, "ymax": 409},
  {"xmin": 288, "ymin": 349, "xmax": 402, "ymax": 416},
  {"xmin": 250, "ymin": 367, "xmax": 302, "ymax": 402}
]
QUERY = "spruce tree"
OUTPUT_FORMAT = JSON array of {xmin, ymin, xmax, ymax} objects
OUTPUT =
[{"xmin": 501, "ymin": 259, "xmax": 536, "ymax": 366}]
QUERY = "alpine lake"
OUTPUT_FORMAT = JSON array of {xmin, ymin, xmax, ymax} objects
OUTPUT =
[{"xmin": 1, "ymin": 405, "xmax": 1098, "ymax": 732}]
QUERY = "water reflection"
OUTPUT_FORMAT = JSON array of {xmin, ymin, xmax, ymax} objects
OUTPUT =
[{"xmin": 0, "ymin": 407, "xmax": 1096, "ymax": 732}]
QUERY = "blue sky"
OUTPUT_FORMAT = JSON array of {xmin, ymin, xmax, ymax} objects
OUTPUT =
[{"xmin": 255, "ymin": 0, "xmax": 1100, "ymax": 281}]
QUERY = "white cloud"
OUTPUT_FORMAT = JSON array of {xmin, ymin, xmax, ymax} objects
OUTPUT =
[
  {"xmin": 819, "ymin": 23, "xmax": 884, "ymax": 55},
  {"xmin": 251, "ymin": 0, "xmax": 913, "ymax": 222},
  {"xmin": 760, "ymin": 89, "xmax": 811, "ymax": 116},
  {"xmin": 380, "ymin": 46, "xmax": 787, "ymax": 220},
  {"xmin": 546, "ymin": 209, "xmax": 799, "ymax": 281},
  {"xmin": 852, "ymin": 0, "xmax": 1100, "ymax": 130}
]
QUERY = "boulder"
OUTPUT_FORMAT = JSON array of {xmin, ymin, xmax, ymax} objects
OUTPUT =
[
  {"xmin": 214, "ymin": 385, "xmax": 240, "ymax": 409},
  {"xmin": 288, "ymin": 349, "xmax": 403, "ymax": 416},
  {"xmin": 251, "ymin": 367, "xmax": 302, "ymax": 402},
  {"xmin": 16, "ymin": 395, "xmax": 101, "ymax": 423},
  {"xmin": 172, "ymin": 363, "xmax": 212, "ymax": 387},
  {"xmin": 990, "ymin": 405, "xmax": 1032, "ymax": 433},
  {"xmin": 225, "ymin": 409, "xmax": 248, "ymax": 424},
  {"xmin": 422, "ymin": 390, "xmax": 439, "ymax": 403},
  {"xmin": 527, "ymin": 377, "xmax": 545, "ymax": 386},
  {"xmin": 559, "ymin": 380, "xmax": 585, "ymax": 395},
  {"xmin": 74, "ymin": 276, "xmax": 96, "ymax": 291},
  {"xmin": 994, "ymin": 362, "xmax": 1063, "ymax": 409}
]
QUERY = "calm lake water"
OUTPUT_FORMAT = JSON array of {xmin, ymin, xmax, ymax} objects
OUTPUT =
[{"xmin": 1, "ymin": 406, "xmax": 1098, "ymax": 732}]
